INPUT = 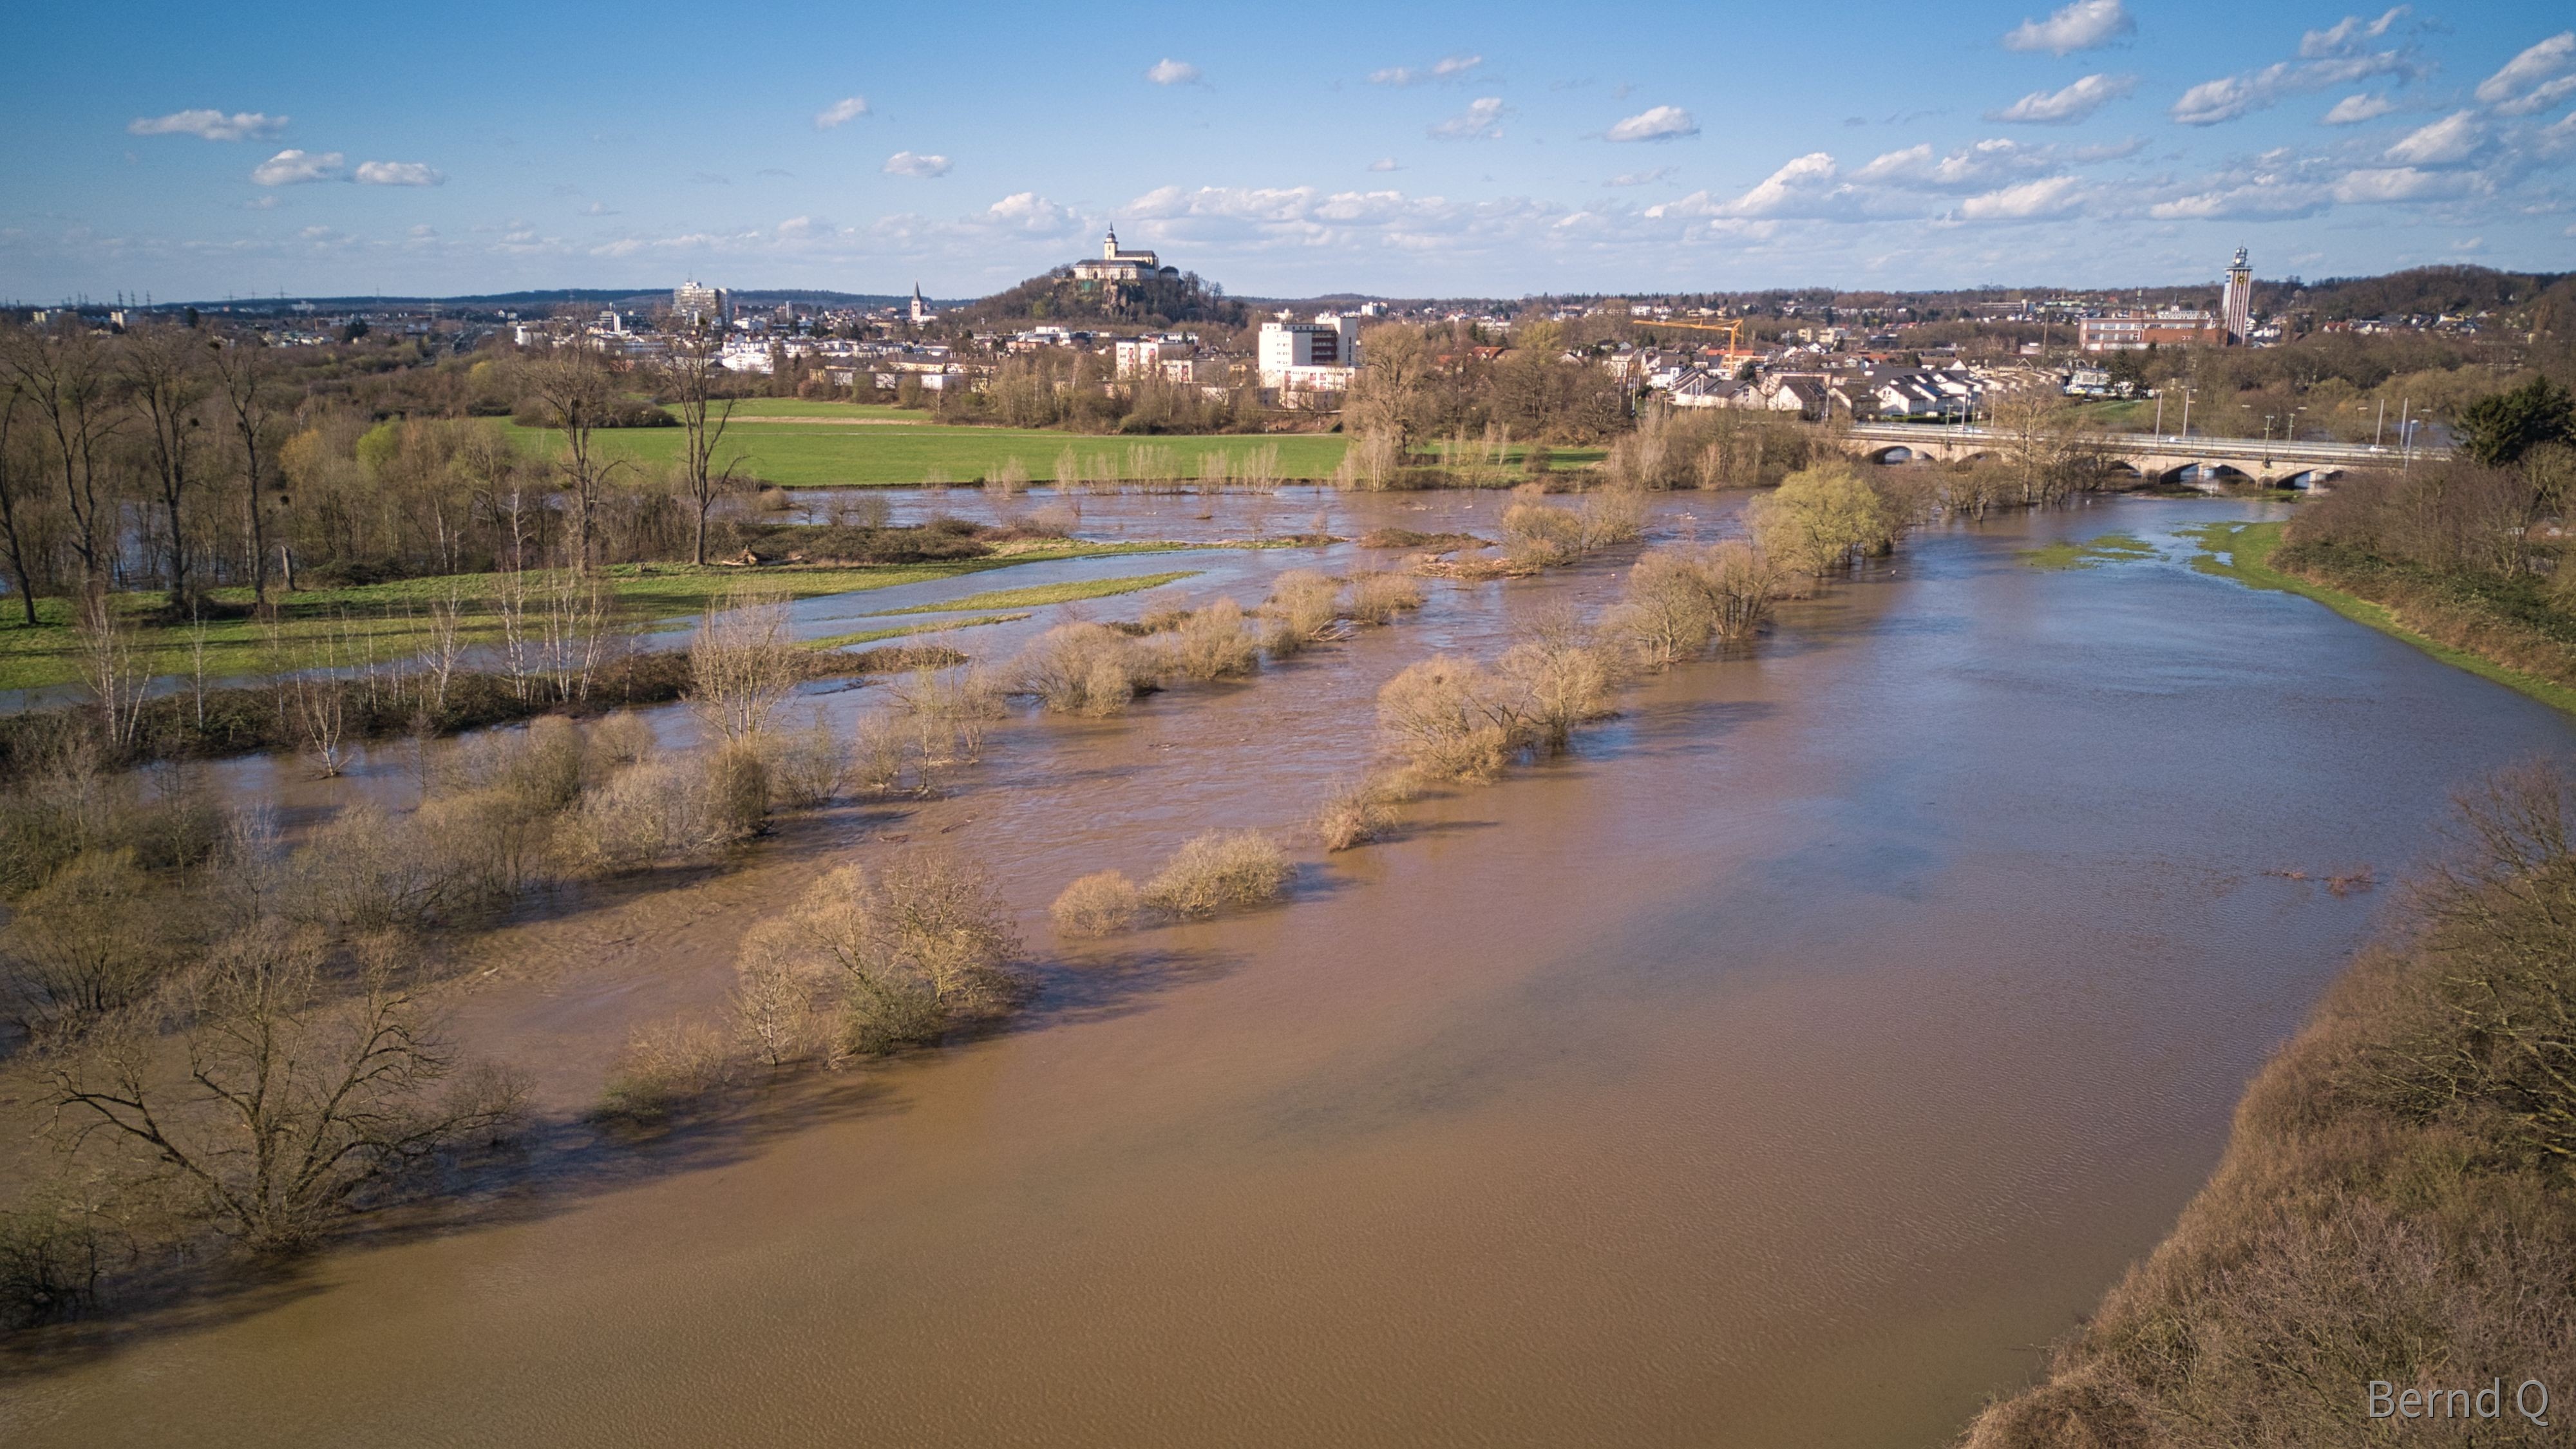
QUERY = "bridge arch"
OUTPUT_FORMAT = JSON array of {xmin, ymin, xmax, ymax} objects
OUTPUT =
[{"xmin": 1864, "ymin": 444, "xmax": 1927, "ymax": 464}]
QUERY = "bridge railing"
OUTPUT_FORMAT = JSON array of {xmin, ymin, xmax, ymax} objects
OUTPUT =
[{"xmin": 1843, "ymin": 422, "xmax": 2444, "ymax": 464}]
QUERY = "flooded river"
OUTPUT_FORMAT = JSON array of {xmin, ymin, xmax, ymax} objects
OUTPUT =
[{"xmin": 6, "ymin": 491, "xmax": 2572, "ymax": 1447}]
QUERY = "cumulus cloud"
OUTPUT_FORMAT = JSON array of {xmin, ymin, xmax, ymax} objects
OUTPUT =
[
  {"xmin": 2302, "ymin": 7, "xmax": 2410, "ymax": 59},
  {"xmin": 813, "ymin": 97, "xmax": 869, "ymax": 129},
  {"xmin": 2332, "ymin": 165, "xmax": 2461, "ymax": 202},
  {"xmin": 1987, "ymin": 73, "xmax": 2135, "ymax": 124},
  {"xmin": 1718, "ymin": 152, "xmax": 1854, "ymax": 218},
  {"xmin": 2384, "ymin": 111, "xmax": 2483, "ymax": 166},
  {"xmin": 1605, "ymin": 106, "xmax": 1700, "ymax": 142},
  {"xmin": 2002, "ymin": 0, "xmax": 2134, "ymax": 55},
  {"xmin": 1430, "ymin": 97, "xmax": 1510, "ymax": 140},
  {"xmin": 128, "ymin": 109, "xmax": 285, "ymax": 142},
  {"xmin": 2172, "ymin": 42, "xmax": 2416, "ymax": 126},
  {"xmin": 249, "ymin": 149, "xmax": 343, "ymax": 185},
  {"xmin": 2147, "ymin": 185, "xmax": 2329, "ymax": 220},
  {"xmin": 355, "ymin": 160, "xmax": 443, "ymax": 186},
  {"xmin": 2321, "ymin": 93, "xmax": 2396, "ymax": 124},
  {"xmin": 883, "ymin": 151, "xmax": 952, "ymax": 177},
  {"xmin": 2477, "ymin": 33, "xmax": 2576, "ymax": 114},
  {"xmin": 1145, "ymin": 59, "xmax": 1201, "ymax": 85},
  {"xmin": 1958, "ymin": 175, "xmax": 2087, "ymax": 218},
  {"xmin": 1371, "ymin": 55, "xmax": 1482, "ymax": 86},
  {"xmin": 980, "ymin": 192, "xmax": 1079, "ymax": 234},
  {"xmin": 1368, "ymin": 157, "xmax": 1401, "ymax": 171}
]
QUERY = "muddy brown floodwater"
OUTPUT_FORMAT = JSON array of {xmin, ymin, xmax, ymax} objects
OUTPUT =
[{"xmin": 6, "ymin": 490, "xmax": 2574, "ymax": 1448}]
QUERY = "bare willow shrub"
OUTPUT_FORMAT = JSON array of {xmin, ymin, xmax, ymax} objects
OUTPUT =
[
  {"xmin": 850, "ymin": 712, "xmax": 913, "ymax": 795},
  {"xmin": 1499, "ymin": 612, "xmax": 1617, "ymax": 752},
  {"xmin": 895, "ymin": 664, "xmax": 1006, "ymax": 761},
  {"xmin": 417, "ymin": 788, "xmax": 556, "ymax": 905},
  {"xmin": 288, "ymin": 803, "xmax": 446, "ymax": 931},
  {"xmin": 0, "ymin": 742, "xmax": 222, "ymax": 896},
  {"xmin": 746, "ymin": 851, "xmax": 1023, "ymax": 1056},
  {"xmin": 1261, "ymin": 570, "xmax": 1345, "ymax": 656},
  {"xmin": 1577, "ymin": 484, "xmax": 1650, "ymax": 550},
  {"xmin": 0, "ymin": 851, "xmax": 176, "ymax": 1039},
  {"xmin": 690, "ymin": 587, "xmax": 802, "ymax": 740},
  {"xmin": 1376, "ymin": 656, "xmax": 1526, "ymax": 782},
  {"xmin": 1501, "ymin": 487, "xmax": 1587, "ymax": 567},
  {"xmin": 444, "ymin": 715, "xmax": 590, "ymax": 815},
  {"xmin": 1315, "ymin": 775, "xmax": 1410, "ymax": 852},
  {"xmin": 1607, "ymin": 542, "xmax": 1785, "ymax": 670},
  {"xmin": 1159, "ymin": 597, "xmax": 1262, "ymax": 681},
  {"xmin": 1345, "ymin": 571, "xmax": 1426, "ymax": 624},
  {"xmin": 1016, "ymin": 622, "xmax": 1150, "ymax": 715},
  {"xmin": 1050, "ymin": 871, "xmax": 1143, "ymax": 936},
  {"xmin": 1142, "ymin": 831, "xmax": 1296, "ymax": 919},
  {"xmin": 587, "ymin": 712, "xmax": 658, "ymax": 769},
  {"xmin": 732, "ymin": 947, "xmax": 831, "ymax": 1070},
  {"xmin": 559, "ymin": 761, "xmax": 715, "ymax": 872},
  {"xmin": 705, "ymin": 739, "xmax": 772, "ymax": 841},
  {"xmin": 598, "ymin": 1018, "xmax": 738, "ymax": 1122},
  {"xmin": 764, "ymin": 709, "xmax": 846, "ymax": 811}
]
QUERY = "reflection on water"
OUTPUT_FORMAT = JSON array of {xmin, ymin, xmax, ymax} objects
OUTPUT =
[{"xmin": 6, "ymin": 493, "xmax": 2570, "ymax": 1448}]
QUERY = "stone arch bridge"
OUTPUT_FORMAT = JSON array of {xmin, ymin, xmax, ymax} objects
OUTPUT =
[{"xmin": 1841, "ymin": 422, "xmax": 2441, "ymax": 490}]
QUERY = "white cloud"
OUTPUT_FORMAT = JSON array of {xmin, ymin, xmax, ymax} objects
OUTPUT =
[
  {"xmin": 1371, "ymin": 55, "xmax": 1482, "ymax": 86},
  {"xmin": 355, "ymin": 160, "xmax": 443, "ymax": 186},
  {"xmin": 2478, "ymin": 33, "xmax": 2576, "ymax": 113},
  {"xmin": 2383, "ymin": 111, "xmax": 2482, "ymax": 166},
  {"xmin": 883, "ymin": 151, "xmax": 952, "ymax": 178},
  {"xmin": 1430, "ymin": 97, "xmax": 1510, "ymax": 140},
  {"xmin": 408, "ymin": 223, "xmax": 436, "ymax": 238},
  {"xmin": 1368, "ymin": 158, "xmax": 1401, "ymax": 171},
  {"xmin": 250, "ymin": 149, "xmax": 343, "ymax": 185},
  {"xmin": 1605, "ymin": 167, "xmax": 1675, "ymax": 186},
  {"xmin": 2321, "ymin": 93, "xmax": 2395, "ymax": 124},
  {"xmin": 2002, "ymin": 0, "xmax": 2134, "ymax": 55},
  {"xmin": 1987, "ymin": 73, "xmax": 2135, "ymax": 124},
  {"xmin": 980, "ymin": 192, "xmax": 1079, "ymax": 235},
  {"xmin": 813, "ymin": 97, "xmax": 869, "ymax": 129},
  {"xmin": 127, "ymin": 109, "xmax": 285, "ymax": 142},
  {"xmin": 2172, "ymin": 46, "xmax": 2415, "ymax": 126},
  {"xmin": 582, "ymin": 201, "xmax": 616, "ymax": 216},
  {"xmin": 1719, "ymin": 152, "xmax": 1854, "ymax": 218},
  {"xmin": 244, "ymin": 194, "xmax": 279, "ymax": 210},
  {"xmin": 1958, "ymin": 175, "xmax": 2087, "ymax": 218},
  {"xmin": 1145, "ymin": 59, "xmax": 1200, "ymax": 85},
  {"xmin": 2301, "ymin": 7, "xmax": 2409, "ymax": 59},
  {"xmin": 2147, "ymin": 185, "xmax": 2329, "ymax": 220},
  {"xmin": 2331, "ymin": 166, "xmax": 2459, "ymax": 202},
  {"xmin": 1605, "ymin": 106, "xmax": 1699, "ymax": 142}
]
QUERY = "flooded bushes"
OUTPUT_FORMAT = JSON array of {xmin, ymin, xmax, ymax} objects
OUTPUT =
[
  {"xmin": 1316, "ymin": 775, "xmax": 1411, "ymax": 852},
  {"xmin": 0, "ymin": 851, "xmax": 176, "ymax": 1040},
  {"xmin": 1050, "ymin": 871, "xmax": 1144, "ymax": 936},
  {"xmin": 1346, "ymin": 571, "xmax": 1426, "ymax": 624},
  {"xmin": 1260, "ymin": 571, "xmax": 1346, "ymax": 656},
  {"xmin": 1376, "ymin": 657, "xmax": 1528, "ymax": 783},
  {"xmin": 1157, "ymin": 597, "xmax": 1263, "ymax": 681},
  {"xmin": 1142, "ymin": 831, "xmax": 1296, "ymax": 919},
  {"xmin": 1605, "ymin": 542, "xmax": 1787, "ymax": 670},
  {"xmin": 1016, "ymin": 622, "xmax": 1154, "ymax": 715},
  {"xmin": 1748, "ymin": 462, "xmax": 1901, "ymax": 576},
  {"xmin": 1964, "ymin": 761, "xmax": 2576, "ymax": 1448},
  {"xmin": 599, "ymin": 1020, "xmax": 739, "ymax": 1122}
]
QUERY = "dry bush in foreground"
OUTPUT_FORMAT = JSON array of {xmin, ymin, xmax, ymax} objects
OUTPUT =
[
  {"xmin": 764, "ymin": 711, "xmax": 847, "ymax": 811},
  {"xmin": 1376, "ymin": 656, "xmax": 1526, "ymax": 782},
  {"xmin": 1605, "ymin": 542, "xmax": 1785, "ymax": 670},
  {"xmin": 1501, "ymin": 491, "xmax": 1586, "ymax": 568},
  {"xmin": 0, "ymin": 850, "xmax": 178, "ymax": 1041},
  {"xmin": 1345, "ymin": 571, "xmax": 1426, "ymax": 624},
  {"xmin": 1498, "ymin": 613, "xmax": 1617, "ymax": 753},
  {"xmin": 598, "ymin": 1018, "xmax": 739, "ymax": 1122},
  {"xmin": 48, "ymin": 927, "xmax": 526, "ymax": 1253},
  {"xmin": 1016, "ymin": 622, "xmax": 1153, "ymax": 715},
  {"xmin": 1050, "ymin": 871, "xmax": 1143, "ymax": 936},
  {"xmin": 1142, "ymin": 831, "xmax": 1295, "ymax": 919},
  {"xmin": 1964, "ymin": 761, "xmax": 2576, "ymax": 1448}
]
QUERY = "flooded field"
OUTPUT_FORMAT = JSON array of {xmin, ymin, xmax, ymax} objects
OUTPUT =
[{"xmin": 6, "ymin": 489, "xmax": 2571, "ymax": 1448}]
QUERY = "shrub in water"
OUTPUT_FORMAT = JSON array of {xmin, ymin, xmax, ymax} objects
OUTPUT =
[{"xmin": 1142, "ymin": 831, "xmax": 1295, "ymax": 919}]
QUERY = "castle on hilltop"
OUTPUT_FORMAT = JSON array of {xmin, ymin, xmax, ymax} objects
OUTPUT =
[{"xmin": 1071, "ymin": 228, "xmax": 1180, "ymax": 287}]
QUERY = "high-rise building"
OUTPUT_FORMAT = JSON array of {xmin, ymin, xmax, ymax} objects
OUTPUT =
[
  {"xmin": 672, "ymin": 280, "xmax": 730, "ymax": 327},
  {"xmin": 2220, "ymin": 247, "xmax": 2253, "ymax": 346}
]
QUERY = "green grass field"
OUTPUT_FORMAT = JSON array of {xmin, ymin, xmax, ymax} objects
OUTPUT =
[
  {"xmin": 504, "ymin": 406, "xmax": 1350, "ymax": 487},
  {"xmin": 2018, "ymin": 532, "xmax": 2158, "ymax": 570},
  {"xmin": 0, "ymin": 543, "xmax": 1179, "ymax": 693}
]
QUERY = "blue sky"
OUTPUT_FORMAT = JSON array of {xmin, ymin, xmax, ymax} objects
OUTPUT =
[{"xmin": 3, "ymin": 0, "xmax": 2571, "ymax": 301}]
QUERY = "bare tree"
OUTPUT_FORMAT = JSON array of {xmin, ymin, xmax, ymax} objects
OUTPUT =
[
  {"xmin": 663, "ymin": 323, "xmax": 742, "ymax": 566},
  {"xmin": 119, "ymin": 323, "xmax": 213, "ymax": 611},
  {"xmin": 48, "ymin": 927, "xmax": 524, "ymax": 1254},
  {"xmin": 0, "ymin": 323, "xmax": 122, "ymax": 597},
  {"xmin": 207, "ymin": 336, "xmax": 281, "ymax": 607},
  {"xmin": 74, "ymin": 592, "xmax": 151, "ymax": 751},
  {"xmin": 0, "ymin": 384, "xmax": 43, "ymax": 625},
  {"xmin": 688, "ymin": 587, "xmax": 800, "ymax": 739},
  {"xmin": 523, "ymin": 344, "xmax": 621, "ymax": 572}
]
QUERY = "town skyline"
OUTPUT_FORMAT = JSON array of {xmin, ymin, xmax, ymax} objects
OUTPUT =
[{"xmin": 3, "ymin": 0, "xmax": 2572, "ymax": 301}]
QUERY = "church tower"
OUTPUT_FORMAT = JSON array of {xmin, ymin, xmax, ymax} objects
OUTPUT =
[{"xmin": 2220, "ymin": 246, "xmax": 2253, "ymax": 345}]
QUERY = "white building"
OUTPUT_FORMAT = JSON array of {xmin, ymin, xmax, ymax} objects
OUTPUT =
[
  {"xmin": 909, "ymin": 284, "xmax": 934, "ymax": 326},
  {"xmin": 1071, "ymin": 227, "xmax": 1179, "ymax": 285},
  {"xmin": 672, "ymin": 281, "xmax": 729, "ymax": 327},
  {"xmin": 1258, "ymin": 314, "xmax": 1361, "ymax": 388}
]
